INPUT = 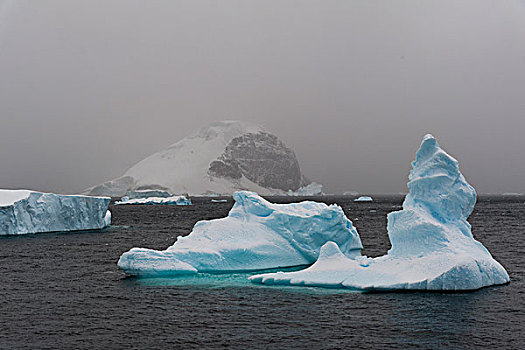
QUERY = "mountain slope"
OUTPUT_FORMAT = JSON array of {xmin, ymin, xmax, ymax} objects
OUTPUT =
[{"xmin": 85, "ymin": 121, "xmax": 318, "ymax": 196}]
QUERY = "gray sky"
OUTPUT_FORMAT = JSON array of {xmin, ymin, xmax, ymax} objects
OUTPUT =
[{"xmin": 0, "ymin": 0, "xmax": 524, "ymax": 194}]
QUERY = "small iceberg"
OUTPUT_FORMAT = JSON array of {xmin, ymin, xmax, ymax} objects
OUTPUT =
[
  {"xmin": 354, "ymin": 196, "xmax": 373, "ymax": 202},
  {"xmin": 115, "ymin": 195, "xmax": 191, "ymax": 206},
  {"xmin": 250, "ymin": 135, "xmax": 509, "ymax": 291},
  {"xmin": 0, "ymin": 190, "xmax": 111, "ymax": 235},
  {"xmin": 118, "ymin": 191, "xmax": 362, "ymax": 277},
  {"xmin": 210, "ymin": 199, "xmax": 228, "ymax": 203}
]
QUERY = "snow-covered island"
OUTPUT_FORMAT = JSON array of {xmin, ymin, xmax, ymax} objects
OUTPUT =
[
  {"xmin": 118, "ymin": 191, "xmax": 362, "ymax": 277},
  {"xmin": 354, "ymin": 196, "xmax": 373, "ymax": 202},
  {"xmin": 115, "ymin": 195, "xmax": 191, "ymax": 206},
  {"xmin": 0, "ymin": 190, "xmax": 111, "ymax": 235},
  {"xmin": 250, "ymin": 135, "xmax": 510, "ymax": 291},
  {"xmin": 85, "ymin": 121, "xmax": 323, "ymax": 197}
]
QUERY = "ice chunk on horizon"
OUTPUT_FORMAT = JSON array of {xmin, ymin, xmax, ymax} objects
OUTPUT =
[
  {"xmin": 118, "ymin": 191, "xmax": 362, "ymax": 277},
  {"xmin": 0, "ymin": 190, "xmax": 111, "ymax": 235},
  {"xmin": 251, "ymin": 134, "xmax": 510, "ymax": 291},
  {"xmin": 354, "ymin": 196, "xmax": 373, "ymax": 202},
  {"xmin": 115, "ymin": 195, "xmax": 191, "ymax": 206}
]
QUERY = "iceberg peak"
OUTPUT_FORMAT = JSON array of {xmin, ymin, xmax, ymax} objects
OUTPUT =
[{"xmin": 251, "ymin": 134, "xmax": 509, "ymax": 291}]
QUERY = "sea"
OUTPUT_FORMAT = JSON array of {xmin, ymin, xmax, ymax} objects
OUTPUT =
[{"xmin": 0, "ymin": 195, "xmax": 523, "ymax": 349}]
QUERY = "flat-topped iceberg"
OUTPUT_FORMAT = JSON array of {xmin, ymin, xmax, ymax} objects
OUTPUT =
[
  {"xmin": 115, "ymin": 195, "xmax": 191, "ymax": 206},
  {"xmin": 354, "ymin": 196, "xmax": 373, "ymax": 202},
  {"xmin": 118, "ymin": 191, "xmax": 362, "ymax": 276},
  {"xmin": 0, "ymin": 190, "xmax": 111, "ymax": 235},
  {"xmin": 251, "ymin": 135, "xmax": 510, "ymax": 291}
]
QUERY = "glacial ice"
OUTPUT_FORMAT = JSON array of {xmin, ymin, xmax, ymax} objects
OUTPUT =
[
  {"xmin": 354, "ymin": 196, "xmax": 373, "ymax": 202},
  {"xmin": 118, "ymin": 191, "xmax": 362, "ymax": 277},
  {"xmin": 0, "ymin": 190, "xmax": 111, "ymax": 235},
  {"xmin": 115, "ymin": 195, "xmax": 191, "ymax": 206},
  {"xmin": 250, "ymin": 135, "xmax": 510, "ymax": 291}
]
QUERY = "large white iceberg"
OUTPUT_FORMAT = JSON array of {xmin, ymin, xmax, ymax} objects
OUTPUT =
[
  {"xmin": 118, "ymin": 191, "xmax": 362, "ymax": 276},
  {"xmin": 251, "ymin": 135, "xmax": 510, "ymax": 291},
  {"xmin": 115, "ymin": 195, "xmax": 191, "ymax": 206},
  {"xmin": 0, "ymin": 190, "xmax": 111, "ymax": 235}
]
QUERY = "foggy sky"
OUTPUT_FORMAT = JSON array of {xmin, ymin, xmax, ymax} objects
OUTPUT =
[{"xmin": 0, "ymin": 0, "xmax": 524, "ymax": 194}]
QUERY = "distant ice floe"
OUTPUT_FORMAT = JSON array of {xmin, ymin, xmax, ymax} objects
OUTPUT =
[
  {"xmin": 354, "ymin": 196, "xmax": 373, "ymax": 202},
  {"xmin": 118, "ymin": 191, "xmax": 361, "ymax": 277},
  {"xmin": 115, "ymin": 195, "xmax": 191, "ymax": 206},
  {"xmin": 250, "ymin": 135, "xmax": 509, "ymax": 291},
  {"xmin": 0, "ymin": 190, "xmax": 110, "ymax": 235}
]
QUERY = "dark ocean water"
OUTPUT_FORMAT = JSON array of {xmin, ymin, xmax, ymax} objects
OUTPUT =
[{"xmin": 0, "ymin": 196, "xmax": 524, "ymax": 349}]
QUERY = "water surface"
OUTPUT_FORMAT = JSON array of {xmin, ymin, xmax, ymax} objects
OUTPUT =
[{"xmin": 0, "ymin": 196, "xmax": 523, "ymax": 349}]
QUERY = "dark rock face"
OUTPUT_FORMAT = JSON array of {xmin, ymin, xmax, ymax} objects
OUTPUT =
[{"xmin": 208, "ymin": 132, "xmax": 305, "ymax": 191}]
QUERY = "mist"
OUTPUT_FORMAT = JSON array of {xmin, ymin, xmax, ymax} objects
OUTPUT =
[{"xmin": 0, "ymin": 0, "xmax": 524, "ymax": 194}]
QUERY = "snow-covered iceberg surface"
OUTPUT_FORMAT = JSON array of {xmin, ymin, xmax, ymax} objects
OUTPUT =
[
  {"xmin": 354, "ymin": 196, "xmax": 373, "ymax": 202},
  {"xmin": 118, "ymin": 191, "xmax": 362, "ymax": 277},
  {"xmin": 251, "ymin": 134, "xmax": 510, "ymax": 291},
  {"xmin": 0, "ymin": 190, "xmax": 111, "ymax": 235},
  {"xmin": 115, "ymin": 195, "xmax": 191, "ymax": 206}
]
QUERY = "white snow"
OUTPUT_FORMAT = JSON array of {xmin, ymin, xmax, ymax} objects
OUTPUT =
[
  {"xmin": 115, "ymin": 195, "xmax": 191, "ymax": 206},
  {"xmin": 0, "ymin": 190, "xmax": 31, "ymax": 206},
  {"xmin": 354, "ymin": 196, "xmax": 373, "ymax": 202},
  {"xmin": 0, "ymin": 190, "xmax": 111, "ymax": 235},
  {"xmin": 250, "ymin": 135, "xmax": 510, "ymax": 291},
  {"xmin": 122, "ymin": 121, "xmax": 269, "ymax": 195},
  {"xmin": 118, "ymin": 191, "xmax": 362, "ymax": 277}
]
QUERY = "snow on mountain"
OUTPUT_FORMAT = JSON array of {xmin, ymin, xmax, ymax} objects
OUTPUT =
[{"xmin": 85, "ymin": 121, "xmax": 318, "ymax": 196}]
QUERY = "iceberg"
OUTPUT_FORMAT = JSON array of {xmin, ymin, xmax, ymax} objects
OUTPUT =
[
  {"xmin": 115, "ymin": 195, "xmax": 191, "ymax": 206},
  {"xmin": 354, "ymin": 196, "xmax": 373, "ymax": 202},
  {"xmin": 118, "ymin": 191, "xmax": 362, "ymax": 277},
  {"xmin": 210, "ymin": 199, "xmax": 228, "ymax": 203},
  {"xmin": 0, "ymin": 190, "xmax": 111, "ymax": 235},
  {"xmin": 251, "ymin": 135, "xmax": 510, "ymax": 291}
]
